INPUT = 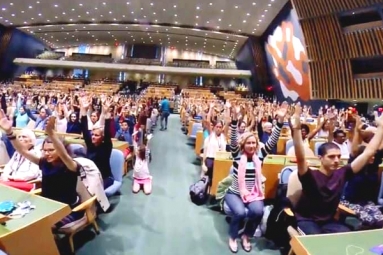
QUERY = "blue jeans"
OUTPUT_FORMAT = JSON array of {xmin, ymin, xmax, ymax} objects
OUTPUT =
[
  {"xmin": 297, "ymin": 220, "xmax": 350, "ymax": 235},
  {"xmin": 224, "ymin": 191, "xmax": 264, "ymax": 239},
  {"xmin": 160, "ymin": 111, "xmax": 170, "ymax": 129}
]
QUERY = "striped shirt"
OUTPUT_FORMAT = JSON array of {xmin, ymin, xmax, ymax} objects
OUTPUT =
[{"xmin": 228, "ymin": 120, "xmax": 283, "ymax": 195}]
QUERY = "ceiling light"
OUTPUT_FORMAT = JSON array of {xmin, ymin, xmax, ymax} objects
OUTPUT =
[
  {"xmin": 54, "ymin": 4, "xmax": 58, "ymax": 7},
  {"xmin": 195, "ymin": 23, "xmax": 198, "ymax": 26},
  {"xmin": 252, "ymin": 2, "xmax": 256, "ymax": 5},
  {"xmin": 126, "ymin": 2, "xmax": 130, "ymax": 4},
  {"xmin": 221, "ymin": 9, "xmax": 224, "ymax": 12},
  {"xmin": 11, "ymin": 14, "xmax": 15, "ymax": 16},
  {"xmin": 218, "ymin": 18, "xmax": 221, "ymax": 21},
  {"xmin": 265, "ymin": 9, "xmax": 268, "ymax": 12},
  {"xmin": 140, "ymin": 7, "xmax": 143, "ymax": 10},
  {"xmin": 174, "ymin": 14, "xmax": 177, "ymax": 17},
  {"xmin": 131, "ymin": 11, "xmax": 134, "ymax": 14},
  {"xmin": 79, "ymin": 3, "xmax": 83, "ymax": 6},
  {"xmin": 163, "ymin": 8, "xmax": 166, "ymax": 11},
  {"xmin": 28, "ymin": 5, "xmax": 32, "ymax": 8},
  {"xmin": 247, "ymin": 13, "xmax": 250, "ymax": 16},
  {"xmin": 173, "ymin": 5, "xmax": 177, "ymax": 8},
  {"xmin": 150, "ymin": 3, "xmax": 154, "ymax": 5},
  {"xmin": 134, "ymin": 18, "xmax": 137, "ymax": 21},
  {"xmin": 21, "ymin": 10, "xmax": 24, "ymax": 13},
  {"xmin": 196, "ymin": 6, "xmax": 200, "ymax": 10},
  {"xmin": 229, "ymin": 24, "xmax": 232, "ymax": 27},
  {"xmin": 103, "ymin": 2, "xmax": 106, "ymax": 5},
  {"xmin": 243, "ymin": 20, "xmax": 246, "ymax": 23},
  {"xmin": 62, "ymin": 12, "xmax": 66, "ymax": 14},
  {"xmin": 258, "ymin": 19, "xmax": 262, "ymax": 22},
  {"xmin": 196, "ymin": 15, "xmax": 199, "ymax": 18}
]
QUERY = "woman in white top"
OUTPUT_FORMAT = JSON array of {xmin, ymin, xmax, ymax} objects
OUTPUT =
[
  {"xmin": 0, "ymin": 129, "xmax": 41, "ymax": 191},
  {"xmin": 201, "ymin": 120, "xmax": 227, "ymax": 184}
]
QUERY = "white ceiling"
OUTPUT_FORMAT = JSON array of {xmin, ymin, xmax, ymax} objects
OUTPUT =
[{"xmin": 0, "ymin": 0, "xmax": 288, "ymax": 58}]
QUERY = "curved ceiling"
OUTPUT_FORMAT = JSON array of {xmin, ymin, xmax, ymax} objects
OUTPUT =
[{"xmin": 0, "ymin": 0, "xmax": 288, "ymax": 58}]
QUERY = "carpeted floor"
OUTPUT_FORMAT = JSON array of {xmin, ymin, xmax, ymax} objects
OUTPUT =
[{"xmin": 72, "ymin": 115, "xmax": 280, "ymax": 255}]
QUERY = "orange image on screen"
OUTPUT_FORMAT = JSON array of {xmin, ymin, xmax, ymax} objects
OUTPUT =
[{"xmin": 265, "ymin": 21, "xmax": 310, "ymax": 101}]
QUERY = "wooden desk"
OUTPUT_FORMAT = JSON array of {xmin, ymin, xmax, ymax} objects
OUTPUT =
[
  {"xmin": 262, "ymin": 156, "xmax": 287, "ymax": 198},
  {"xmin": 211, "ymin": 153, "xmax": 232, "ymax": 196},
  {"xmin": 195, "ymin": 131, "xmax": 203, "ymax": 156},
  {"xmin": 65, "ymin": 138, "xmax": 129, "ymax": 152},
  {"xmin": 290, "ymin": 229, "xmax": 383, "ymax": 255},
  {"xmin": 0, "ymin": 185, "xmax": 71, "ymax": 255}
]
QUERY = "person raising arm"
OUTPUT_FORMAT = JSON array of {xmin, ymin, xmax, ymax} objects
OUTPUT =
[{"xmin": 290, "ymin": 103, "xmax": 383, "ymax": 235}]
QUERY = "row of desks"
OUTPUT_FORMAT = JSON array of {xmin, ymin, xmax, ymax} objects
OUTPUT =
[{"xmin": 0, "ymin": 136, "xmax": 130, "ymax": 254}]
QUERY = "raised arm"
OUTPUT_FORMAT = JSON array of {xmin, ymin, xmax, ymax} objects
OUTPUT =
[
  {"xmin": 102, "ymin": 99, "xmax": 113, "ymax": 152},
  {"xmin": 45, "ymin": 116, "xmax": 77, "ymax": 172},
  {"xmin": 350, "ymin": 115, "xmax": 383, "ymax": 174},
  {"xmin": 230, "ymin": 105, "xmax": 240, "ymax": 157},
  {"xmin": 0, "ymin": 110, "xmax": 40, "ymax": 165},
  {"xmin": 79, "ymin": 96, "xmax": 92, "ymax": 146},
  {"xmin": 290, "ymin": 103, "xmax": 308, "ymax": 176},
  {"xmin": 260, "ymin": 102, "xmax": 288, "ymax": 158}
]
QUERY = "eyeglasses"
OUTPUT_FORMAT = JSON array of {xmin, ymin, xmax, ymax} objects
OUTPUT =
[{"xmin": 42, "ymin": 148, "xmax": 55, "ymax": 154}]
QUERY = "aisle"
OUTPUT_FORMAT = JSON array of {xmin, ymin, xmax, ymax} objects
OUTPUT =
[{"xmin": 76, "ymin": 115, "xmax": 279, "ymax": 255}]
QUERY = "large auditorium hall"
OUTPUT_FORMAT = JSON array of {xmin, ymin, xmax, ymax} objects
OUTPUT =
[{"xmin": 0, "ymin": 0, "xmax": 382, "ymax": 254}]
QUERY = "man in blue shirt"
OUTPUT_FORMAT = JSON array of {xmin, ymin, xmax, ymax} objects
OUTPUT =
[{"xmin": 160, "ymin": 97, "xmax": 170, "ymax": 131}]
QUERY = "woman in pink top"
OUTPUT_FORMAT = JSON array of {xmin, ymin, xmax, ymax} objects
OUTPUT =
[{"xmin": 132, "ymin": 137, "xmax": 152, "ymax": 195}]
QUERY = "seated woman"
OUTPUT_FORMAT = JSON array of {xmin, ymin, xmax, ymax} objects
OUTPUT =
[
  {"xmin": 201, "ymin": 120, "xmax": 227, "ymax": 181},
  {"xmin": 224, "ymin": 105, "xmax": 264, "ymax": 253},
  {"xmin": 80, "ymin": 96, "xmax": 114, "ymax": 190},
  {"xmin": 132, "ymin": 139, "xmax": 152, "ymax": 195},
  {"xmin": 0, "ymin": 129, "xmax": 41, "ymax": 191},
  {"xmin": 0, "ymin": 113, "xmax": 83, "ymax": 228}
]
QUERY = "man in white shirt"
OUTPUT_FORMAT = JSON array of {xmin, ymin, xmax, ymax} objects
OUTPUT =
[{"xmin": 332, "ymin": 129, "xmax": 350, "ymax": 158}]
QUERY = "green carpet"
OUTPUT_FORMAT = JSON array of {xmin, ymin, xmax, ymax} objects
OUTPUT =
[{"xmin": 73, "ymin": 115, "xmax": 280, "ymax": 255}]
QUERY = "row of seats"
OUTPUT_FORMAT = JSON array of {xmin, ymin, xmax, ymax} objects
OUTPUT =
[
  {"xmin": 285, "ymin": 139, "xmax": 325, "ymax": 156},
  {"xmin": 117, "ymin": 58, "xmax": 162, "ymax": 65}
]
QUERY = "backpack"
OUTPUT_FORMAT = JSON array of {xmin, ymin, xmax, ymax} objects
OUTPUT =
[
  {"xmin": 264, "ymin": 167, "xmax": 296, "ymax": 249},
  {"xmin": 189, "ymin": 176, "xmax": 210, "ymax": 206}
]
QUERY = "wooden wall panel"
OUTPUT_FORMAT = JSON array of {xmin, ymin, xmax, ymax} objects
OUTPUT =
[
  {"xmin": 292, "ymin": 0, "xmax": 383, "ymax": 100},
  {"xmin": 292, "ymin": 0, "xmax": 382, "ymax": 19},
  {"xmin": 250, "ymin": 37, "xmax": 269, "ymax": 88}
]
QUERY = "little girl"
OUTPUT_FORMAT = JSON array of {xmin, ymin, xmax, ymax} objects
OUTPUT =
[{"xmin": 132, "ymin": 135, "xmax": 152, "ymax": 195}]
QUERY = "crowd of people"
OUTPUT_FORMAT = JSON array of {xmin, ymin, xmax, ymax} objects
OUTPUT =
[
  {"xmin": 181, "ymin": 95, "xmax": 383, "ymax": 253},
  {"xmin": 0, "ymin": 85, "xmax": 174, "ymax": 247}
]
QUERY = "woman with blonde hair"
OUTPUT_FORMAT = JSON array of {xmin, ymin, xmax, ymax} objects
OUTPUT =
[{"xmin": 224, "ymin": 102, "xmax": 288, "ymax": 253}]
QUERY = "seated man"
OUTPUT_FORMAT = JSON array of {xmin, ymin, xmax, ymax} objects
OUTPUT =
[
  {"xmin": 290, "ymin": 104, "xmax": 383, "ymax": 235},
  {"xmin": 115, "ymin": 120, "xmax": 133, "ymax": 158}
]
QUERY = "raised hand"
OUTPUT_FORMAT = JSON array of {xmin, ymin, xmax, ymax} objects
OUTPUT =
[
  {"xmin": 80, "ymin": 96, "xmax": 90, "ymax": 110},
  {"xmin": 0, "ymin": 109, "xmax": 12, "ymax": 134},
  {"xmin": 290, "ymin": 102, "xmax": 301, "ymax": 129},
  {"xmin": 276, "ymin": 101, "xmax": 289, "ymax": 119},
  {"xmin": 45, "ymin": 116, "xmax": 56, "ymax": 136}
]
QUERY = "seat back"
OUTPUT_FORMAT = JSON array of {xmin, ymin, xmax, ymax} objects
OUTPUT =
[
  {"xmin": 76, "ymin": 178, "xmax": 97, "ymax": 221},
  {"xmin": 285, "ymin": 139, "xmax": 294, "ymax": 155},
  {"xmin": 378, "ymin": 174, "xmax": 383, "ymax": 206},
  {"xmin": 109, "ymin": 149, "xmax": 124, "ymax": 182},
  {"xmin": 279, "ymin": 166, "xmax": 297, "ymax": 185},
  {"xmin": 191, "ymin": 122, "xmax": 203, "ymax": 137},
  {"xmin": 314, "ymin": 141, "xmax": 325, "ymax": 156},
  {"xmin": 286, "ymin": 170, "xmax": 303, "ymax": 208}
]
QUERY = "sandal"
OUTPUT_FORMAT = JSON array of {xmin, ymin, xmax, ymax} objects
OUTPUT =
[
  {"xmin": 228, "ymin": 239, "xmax": 238, "ymax": 253},
  {"xmin": 241, "ymin": 238, "xmax": 252, "ymax": 253}
]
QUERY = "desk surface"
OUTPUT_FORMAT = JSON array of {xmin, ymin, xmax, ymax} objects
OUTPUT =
[
  {"xmin": 294, "ymin": 229, "xmax": 383, "ymax": 255},
  {"xmin": 0, "ymin": 185, "xmax": 67, "ymax": 237}
]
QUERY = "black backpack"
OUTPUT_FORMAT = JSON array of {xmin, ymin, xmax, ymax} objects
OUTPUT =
[
  {"xmin": 189, "ymin": 176, "xmax": 209, "ymax": 206},
  {"xmin": 265, "ymin": 167, "xmax": 296, "ymax": 249}
]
